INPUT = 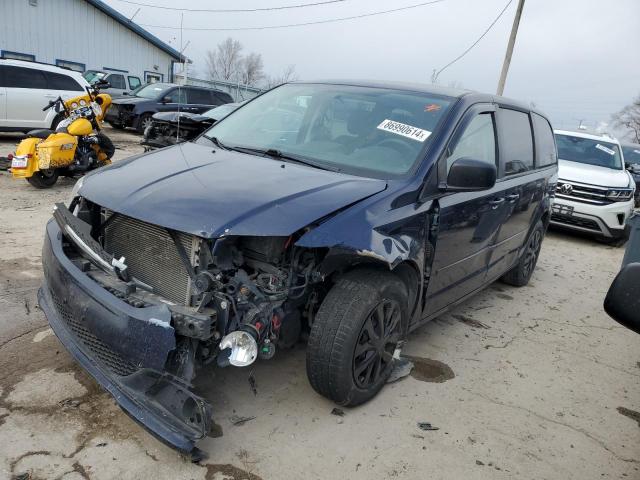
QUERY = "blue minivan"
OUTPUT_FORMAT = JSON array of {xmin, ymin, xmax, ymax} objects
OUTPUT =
[{"xmin": 40, "ymin": 80, "xmax": 557, "ymax": 457}]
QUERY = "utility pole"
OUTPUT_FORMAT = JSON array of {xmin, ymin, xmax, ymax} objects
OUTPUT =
[{"xmin": 496, "ymin": 0, "xmax": 525, "ymax": 96}]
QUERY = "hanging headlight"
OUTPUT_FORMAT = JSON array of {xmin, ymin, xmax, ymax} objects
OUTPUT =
[
  {"xmin": 219, "ymin": 331, "xmax": 258, "ymax": 367},
  {"xmin": 79, "ymin": 99, "xmax": 87, "ymax": 106}
]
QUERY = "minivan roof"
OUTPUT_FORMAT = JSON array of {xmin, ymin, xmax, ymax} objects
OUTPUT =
[
  {"xmin": 293, "ymin": 79, "xmax": 549, "ymax": 118},
  {"xmin": 554, "ymin": 129, "xmax": 621, "ymax": 145}
]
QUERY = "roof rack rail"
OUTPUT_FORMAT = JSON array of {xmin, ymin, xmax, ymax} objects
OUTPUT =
[{"xmin": 0, "ymin": 57, "xmax": 73, "ymax": 71}]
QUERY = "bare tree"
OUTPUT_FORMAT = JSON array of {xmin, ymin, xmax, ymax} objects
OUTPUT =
[
  {"xmin": 612, "ymin": 94, "xmax": 640, "ymax": 143},
  {"xmin": 264, "ymin": 65, "xmax": 299, "ymax": 89},
  {"xmin": 205, "ymin": 37, "xmax": 244, "ymax": 82},
  {"xmin": 241, "ymin": 53, "xmax": 265, "ymax": 87},
  {"xmin": 204, "ymin": 50, "xmax": 219, "ymax": 80}
]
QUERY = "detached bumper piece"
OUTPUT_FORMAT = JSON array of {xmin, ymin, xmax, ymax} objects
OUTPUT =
[{"xmin": 40, "ymin": 216, "xmax": 212, "ymax": 459}]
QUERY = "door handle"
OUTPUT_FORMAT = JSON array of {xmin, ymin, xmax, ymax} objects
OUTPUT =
[
  {"xmin": 488, "ymin": 198, "xmax": 505, "ymax": 209},
  {"xmin": 506, "ymin": 193, "xmax": 520, "ymax": 202}
]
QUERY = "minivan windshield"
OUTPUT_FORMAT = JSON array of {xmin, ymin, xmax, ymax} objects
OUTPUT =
[
  {"xmin": 622, "ymin": 145, "xmax": 640, "ymax": 165},
  {"xmin": 200, "ymin": 83, "xmax": 453, "ymax": 178},
  {"xmin": 134, "ymin": 83, "xmax": 173, "ymax": 99},
  {"xmin": 555, "ymin": 134, "xmax": 623, "ymax": 170}
]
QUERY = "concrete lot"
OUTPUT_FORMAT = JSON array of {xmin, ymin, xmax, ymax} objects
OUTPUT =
[{"xmin": 0, "ymin": 127, "xmax": 638, "ymax": 480}]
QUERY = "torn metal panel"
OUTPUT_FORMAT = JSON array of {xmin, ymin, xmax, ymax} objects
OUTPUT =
[{"xmin": 297, "ymin": 188, "xmax": 434, "ymax": 270}]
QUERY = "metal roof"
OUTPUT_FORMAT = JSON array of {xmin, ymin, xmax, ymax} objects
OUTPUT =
[{"xmin": 84, "ymin": 0, "xmax": 186, "ymax": 62}]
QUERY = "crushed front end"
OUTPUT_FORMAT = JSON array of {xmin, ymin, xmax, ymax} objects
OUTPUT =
[{"xmin": 40, "ymin": 198, "xmax": 322, "ymax": 457}]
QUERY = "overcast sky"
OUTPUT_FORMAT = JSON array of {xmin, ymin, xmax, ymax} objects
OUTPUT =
[{"xmin": 104, "ymin": 0, "xmax": 640, "ymax": 137}]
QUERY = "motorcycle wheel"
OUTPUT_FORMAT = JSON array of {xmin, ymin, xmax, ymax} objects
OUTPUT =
[{"xmin": 27, "ymin": 169, "xmax": 59, "ymax": 188}]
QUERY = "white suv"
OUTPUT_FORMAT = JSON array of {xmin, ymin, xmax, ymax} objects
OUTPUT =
[
  {"xmin": 551, "ymin": 129, "xmax": 635, "ymax": 243},
  {"xmin": 0, "ymin": 59, "xmax": 90, "ymax": 132}
]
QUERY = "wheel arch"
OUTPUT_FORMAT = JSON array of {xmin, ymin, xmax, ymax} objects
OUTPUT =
[{"xmin": 314, "ymin": 247, "xmax": 422, "ymax": 325}]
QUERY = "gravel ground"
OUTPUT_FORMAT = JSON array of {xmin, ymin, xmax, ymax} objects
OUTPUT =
[{"xmin": 0, "ymin": 127, "xmax": 638, "ymax": 480}]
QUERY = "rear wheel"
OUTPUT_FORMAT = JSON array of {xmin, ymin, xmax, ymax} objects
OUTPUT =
[
  {"xmin": 306, "ymin": 269, "xmax": 407, "ymax": 406},
  {"xmin": 501, "ymin": 220, "xmax": 544, "ymax": 286},
  {"xmin": 26, "ymin": 169, "xmax": 59, "ymax": 188}
]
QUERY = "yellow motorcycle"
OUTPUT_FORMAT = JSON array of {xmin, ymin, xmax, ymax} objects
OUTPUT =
[{"xmin": 9, "ymin": 81, "xmax": 115, "ymax": 188}]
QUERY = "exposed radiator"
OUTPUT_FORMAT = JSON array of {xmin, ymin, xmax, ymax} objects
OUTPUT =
[{"xmin": 102, "ymin": 210, "xmax": 199, "ymax": 305}]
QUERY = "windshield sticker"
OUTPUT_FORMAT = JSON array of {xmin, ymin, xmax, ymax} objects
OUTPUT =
[
  {"xmin": 595, "ymin": 144, "xmax": 616, "ymax": 156},
  {"xmin": 377, "ymin": 119, "xmax": 431, "ymax": 142},
  {"xmin": 424, "ymin": 104, "xmax": 441, "ymax": 112}
]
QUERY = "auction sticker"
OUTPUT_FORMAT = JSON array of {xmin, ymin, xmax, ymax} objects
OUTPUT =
[
  {"xmin": 377, "ymin": 119, "xmax": 431, "ymax": 142},
  {"xmin": 595, "ymin": 143, "xmax": 616, "ymax": 155}
]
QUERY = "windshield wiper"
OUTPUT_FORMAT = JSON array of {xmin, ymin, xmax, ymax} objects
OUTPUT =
[
  {"xmin": 202, "ymin": 135, "xmax": 230, "ymax": 151},
  {"xmin": 229, "ymin": 146, "xmax": 341, "ymax": 172}
]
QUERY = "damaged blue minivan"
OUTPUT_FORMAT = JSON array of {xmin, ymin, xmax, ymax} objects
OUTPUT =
[{"xmin": 40, "ymin": 81, "xmax": 557, "ymax": 458}]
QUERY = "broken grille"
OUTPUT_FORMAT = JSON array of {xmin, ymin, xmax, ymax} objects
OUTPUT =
[
  {"xmin": 101, "ymin": 210, "xmax": 199, "ymax": 305},
  {"xmin": 51, "ymin": 292, "xmax": 139, "ymax": 377}
]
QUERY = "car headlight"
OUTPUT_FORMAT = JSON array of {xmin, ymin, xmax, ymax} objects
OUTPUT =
[
  {"xmin": 606, "ymin": 188, "xmax": 634, "ymax": 201},
  {"xmin": 69, "ymin": 177, "xmax": 84, "ymax": 206}
]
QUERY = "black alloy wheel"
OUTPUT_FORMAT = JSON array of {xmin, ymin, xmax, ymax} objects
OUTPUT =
[{"xmin": 353, "ymin": 299, "xmax": 402, "ymax": 389}]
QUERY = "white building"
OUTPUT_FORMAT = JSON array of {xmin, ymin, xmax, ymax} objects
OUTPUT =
[{"xmin": 0, "ymin": 0, "xmax": 185, "ymax": 89}]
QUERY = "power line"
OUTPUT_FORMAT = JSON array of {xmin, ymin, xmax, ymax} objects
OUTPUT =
[
  {"xmin": 113, "ymin": 0, "xmax": 349, "ymax": 13},
  {"xmin": 432, "ymin": 0, "xmax": 513, "ymax": 82},
  {"xmin": 138, "ymin": 0, "xmax": 445, "ymax": 31}
]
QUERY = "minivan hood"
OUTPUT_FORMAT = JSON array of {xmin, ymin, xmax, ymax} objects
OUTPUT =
[
  {"xmin": 79, "ymin": 142, "xmax": 387, "ymax": 238},
  {"xmin": 558, "ymin": 159, "xmax": 630, "ymax": 188},
  {"xmin": 112, "ymin": 96, "xmax": 150, "ymax": 106}
]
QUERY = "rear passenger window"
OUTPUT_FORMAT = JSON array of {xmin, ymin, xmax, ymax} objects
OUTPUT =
[
  {"xmin": 532, "ymin": 113, "xmax": 557, "ymax": 167},
  {"xmin": 44, "ymin": 71, "xmax": 83, "ymax": 91},
  {"xmin": 108, "ymin": 74, "xmax": 126, "ymax": 90},
  {"xmin": 3, "ymin": 66, "xmax": 47, "ymax": 89},
  {"xmin": 187, "ymin": 89, "xmax": 213, "ymax": 104},
  {"xmin": 500, "ymin": 109, "xmax": 534, "ymax": 176},
  {"xmin": 446, "ymin": 113, "xmax": 496, "ymax": 172}
]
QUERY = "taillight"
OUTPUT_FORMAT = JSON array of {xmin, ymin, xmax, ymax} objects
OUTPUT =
[{"xmin": 7, "ymin": 153, "xmax": 13, "ymax": 161}]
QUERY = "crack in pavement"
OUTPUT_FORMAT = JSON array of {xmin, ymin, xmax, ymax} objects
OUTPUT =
[
  {"xmin": 536, "ymin": 317, "xmax": 625, "ymax": 331},
  {"xmin": 0, "ymin": 324, "xmax": 47, "ymax": 350},
  {"xmin": 461, "ymin": 386, "xmax": 640, "ymax": 464},
  {"xmin": 518, "ymin": 336, "xmax": 640, "ymax": 378}
]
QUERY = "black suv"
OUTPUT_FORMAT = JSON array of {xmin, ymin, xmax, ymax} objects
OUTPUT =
[
  {"xmin": 105, "ymin": 82, "xmax": 234, "ymax": 132},
  {"xmin": 40, "ymin": 81, "xmax": 558, "ymax": 458}
]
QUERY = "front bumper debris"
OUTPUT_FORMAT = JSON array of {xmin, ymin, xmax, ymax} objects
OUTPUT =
[{"xmin": 40, "ymin": 218, "xmax": 212, "ymax": 457}]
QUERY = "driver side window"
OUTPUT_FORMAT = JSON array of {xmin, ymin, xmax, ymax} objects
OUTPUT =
[{"xmin": 446, "ymin": 113, "xmax": 496, "ymax": 172}]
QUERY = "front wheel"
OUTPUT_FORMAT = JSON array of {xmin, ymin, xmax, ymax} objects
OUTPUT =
[
  {"xmin": 306, "ymin": 269, "xmax": 408, "ymax": 406},
  {"xmin": 26, "ymin": 169, "xmax": 59, "ymax": 188},
  {"xmin": 136, "ymin": 114, "xmax": 153, "ymax": 134},
  {"xmin": 501, "ymin": 220, "xmax": 544, "ymax": 286}
]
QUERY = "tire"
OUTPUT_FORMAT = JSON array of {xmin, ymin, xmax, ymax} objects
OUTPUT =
[
  {"xmin": 136, "ymin": 114, "xmax": 153, "ymax": 134},
  {"xmin": 501, "ymin": 220, "xmax": 544, "ymax": 286},
  {"xmin": 26, "ymin": 169, "xmax": 59, "ymax": 188},
  {"xmin": 306, "ymin": 269, "xmax": 408, "ymax": 406}
]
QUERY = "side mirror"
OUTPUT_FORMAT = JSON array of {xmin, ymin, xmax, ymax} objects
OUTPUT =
[
  {"xmin": 625, "ymin": 162, "xmax": 631, "ymax": 170},
  {"xmin": 604, "ymin": 214, "xmax": 640, "ymax": 334},
  {"xmin": 604, "ymin": 262, "xmax": 640, "ymax": 334},
  {"xmin": 445, "ymin": 157, "xmax": 496, "ymax": 192},
  {"xmin": 161, "ymin": 96, "xmax": 171, "ymax": 104}
]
